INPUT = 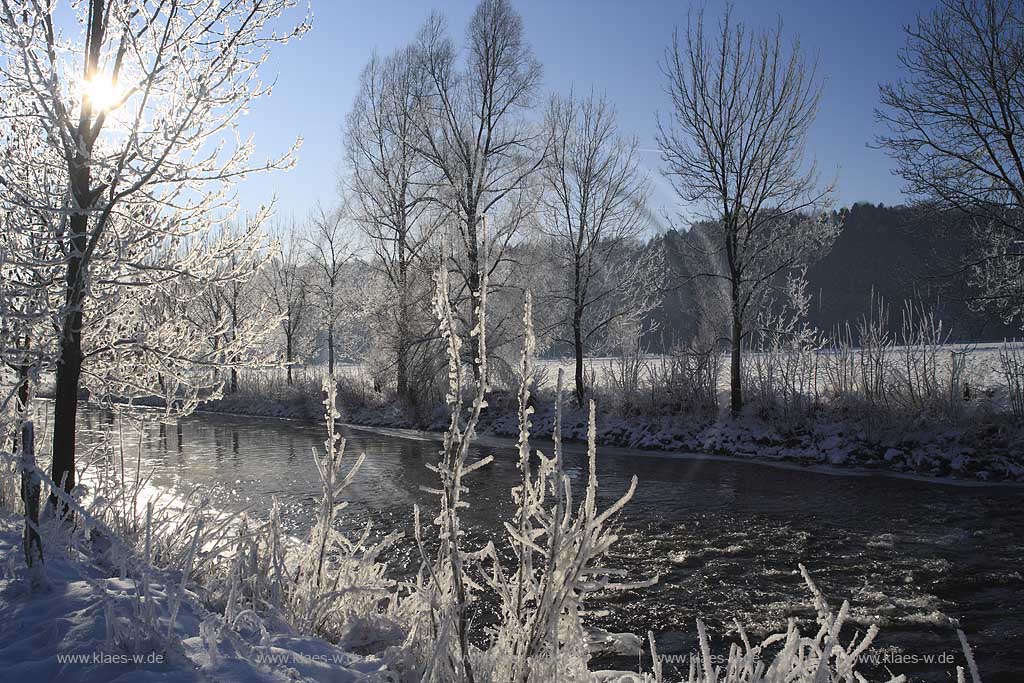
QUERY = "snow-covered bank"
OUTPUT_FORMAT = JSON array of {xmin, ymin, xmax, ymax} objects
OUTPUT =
[
  {"xmin": 0, "ymin": 510, "xmax": 390, "ymax": 683},
  {"xmin": 340, "ymin": 421, "xmax": 1024, "ymax": 490},
  {"xmin": 192, "ymin": 388, "xmax": 1024, "ymax": 484},
  {"xmin": 483, "ymin": 404, "xmax": 1024, "ymax": 483}
]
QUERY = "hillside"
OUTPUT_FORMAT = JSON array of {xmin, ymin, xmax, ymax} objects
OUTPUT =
[{"xmin": 652, "ymin": 203, "xmax": 1021, "ymax": 348}]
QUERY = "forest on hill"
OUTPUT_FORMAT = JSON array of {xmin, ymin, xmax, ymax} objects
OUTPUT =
[{"xmin": 649, "ymin": 202, "xmax": 1021, "ymax": 350}]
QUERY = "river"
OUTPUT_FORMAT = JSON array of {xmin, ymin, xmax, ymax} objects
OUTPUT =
[{"xmin": 36, "ymin": 403, "xmax": 1024, "ymax": 681}]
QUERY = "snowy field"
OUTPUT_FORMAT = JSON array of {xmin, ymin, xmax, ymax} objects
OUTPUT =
[{"xmin": 246, "ymin": 341, "xmax": 1017, "ymax": 415}]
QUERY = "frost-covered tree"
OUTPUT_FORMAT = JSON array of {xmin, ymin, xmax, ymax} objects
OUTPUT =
[
  {"xmin": 0, "ymin": 109, "xmax": 61, "ymax": 438},
  {"xmin": 304, "ymin": 202, "xmax": 354, "ymax": 377},
  {"xmin": 263, "ymin": 222, "xmax": 312, "ymax": 386},
  {"xmin": 0, "ymin": 0, "xmax": 308, "ymax": 499},
  {"xmin": 344, "ymin": 46, "xmax": 440, "ymax": 403},
  {"xmin": 219, "ymin": 220, "xmax": 271, "ymax": 395},
  {"xmin": 657, "ymin": 5, "xmax": 838, "ymax": 415},
  {"xmin": 178, "ymin": 223, "xmax": 273, "ymax": 396},
  {"xmin": 411, "ymin": 0, "xmax": 545, "ymax": 382},
  {"xmin": 877, "ymin": 0, "xmax": 1024, "ymax": 328},
  {"xmin": 541, "ymin": 92, "xmax": 662, "ymax": 407}
]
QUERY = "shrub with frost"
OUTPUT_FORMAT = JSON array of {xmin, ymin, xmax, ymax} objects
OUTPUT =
[
  {"xmin": 475, "ymin": 293, "xmax": 653, "ymax": 683},
  {"xmin": 607, "ymin": 565, "xmax": 983, "ymax": 683},
  {"xmin": 401, "ymin": 262, "xmax": 495, "ymax": 682},
  {"xmin": 405, "ymin": 263, "xmax": 650, "ymax": 682},
  {"xmin": 283, "ymin": 379, "xmax": 403, "ymax": 648}
]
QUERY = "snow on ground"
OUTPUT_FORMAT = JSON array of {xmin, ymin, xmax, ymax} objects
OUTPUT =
[
  {"xmin": 327, "ymin": 343, "xmax": 1015, "ymax": 403},
  {"xmin": 0, "ymin": 511, "xmax": 391, "ymax": 683}
]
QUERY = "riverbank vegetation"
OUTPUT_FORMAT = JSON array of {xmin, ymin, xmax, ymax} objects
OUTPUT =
[{"xmin": 197, "ymin": 320, "xmax": 1024, "ymax": 483}]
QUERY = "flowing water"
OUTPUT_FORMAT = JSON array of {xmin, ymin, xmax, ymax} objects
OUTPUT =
[{"xmin": 43, "ymin": 404, "xmax": 1024, "ymax": 681}]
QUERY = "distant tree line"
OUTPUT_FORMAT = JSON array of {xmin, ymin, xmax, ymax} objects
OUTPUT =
[{"xmin": 652, "ymin": 202, "xmax": 1022, "ymax": 349}]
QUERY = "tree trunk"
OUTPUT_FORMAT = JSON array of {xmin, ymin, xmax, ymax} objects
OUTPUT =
[
  {"xmin": 326, "ymin": 324, "xmax": 335, "ymax": 377},
  {"xmin": 50, "ymin": 0, "xmax": 105, "ymax": 511},
  {"xmin": 20, "ymin": 422, "xmax": 43, "ymax": 569},
  {"xmin": 396, "ymin": 334, "xmax": 409, "ymax": 404},
  {"xmin": 726, "ymin": 217, "xmax": 743, "ymax": 418},
  {"xmin": 396, "ymin": 341, "xmax": 408, "ymax": 396},
  {"xmin": 396, "ymin": 252, "xmax": 409, "ymax": 404},
  {"xmin": 16, "ymin": 358, "xmax": 28, "ymax": 414},
  {"xmin": 573, "ymin": 309, "xmax": 586, "ymax": 408},
  {"xmin": 229, "ymin": 293, "xmax": 239, "ymax": 393},
  {"xmin": 52, "ymin": 317, "xmax": 83, "ymax": 503},
  {"xmin": 51, "ymin": 212, "xmax": 88, "ymax": 506},
  {"xmin": 211, "ymin": 336, "xmax": 220, "ymax": 382},
  {"xmin": 465, "ymin": 208, "xmax": 483, "ymax": 386},
  {"xmin": 12, "ymin": 341, "xmax": 29, "ymax": 453},
  {"xmin": 286, "ymin": 333, "xmax": 294, "ymax": 386},
  {"xmin": 730, "ymin": 310, "xmax": 743, "ymax": 417}
]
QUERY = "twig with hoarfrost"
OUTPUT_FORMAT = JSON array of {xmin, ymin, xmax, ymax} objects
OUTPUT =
[
  {"xmin": 166, "ymin": 520, "xmax": 202, "ymax": 646},
  {"xmin": 628, "ymin": 564, "xmax": 922, "ymax": 683},
  {"xmin": 412, "ymin": 250, "xmax": 495, "ymax": 683},
  {"xmin": 477, "ymin": 292, "xmax": 651, "ymax": 683},
  {"xmin": 286, "ymin": 378, "xmax": 400, "ymax": 643}
]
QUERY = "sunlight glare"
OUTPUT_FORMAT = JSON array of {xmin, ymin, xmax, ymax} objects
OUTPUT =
[{"xmin": 81, "ymin": 75, "xmax": 122, "ymax": 113}]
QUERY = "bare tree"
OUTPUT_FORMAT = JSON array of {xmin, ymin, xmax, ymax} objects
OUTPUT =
[
  {"xmin": 345, "ymin": 47, "xmax": 440, "ymax": 402},
  {"xmin": 540, "ymin": 92, "xmax": 660, "ymax": 407},
  {"xmin": 657, "ymin": 5, "xmax": 838, "ymax": 416},
  {"xmin": 264, "ymin": 223, "xmax": 311, "ymax": 386},
  {"xmin": 221, "ymin": 220, "xmax": 270, "ymax": 394},
  {"xmin": 181, "ymin": 221, "xmax": 272, "ymax": 395},
  {"xmin": 412, "ymin": 0, "xmax": 545, "ymax": 381},
  {"xmin": 877, "ymin": 0, "xmax": 1024, "ymax": 326},
  {"xmin": 0, "ymin": 106, "xmax": 61, "ymax": 442},
  {"xmin": 304, "ymin": 202, "xmax": 354, "ymax": 377},
  {"xmin": 0, "ymin": 0, "xmax": 306, "ymax": 501}
]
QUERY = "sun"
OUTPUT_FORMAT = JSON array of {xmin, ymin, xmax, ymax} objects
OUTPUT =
[{"xmin": 81, "ymin": 75, "xmax": 122, "ymax": 113}]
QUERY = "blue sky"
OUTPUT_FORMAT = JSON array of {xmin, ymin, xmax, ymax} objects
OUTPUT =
[{"xmin": 236, "ymin": 0, "xmax": 938, "ymax": 226}]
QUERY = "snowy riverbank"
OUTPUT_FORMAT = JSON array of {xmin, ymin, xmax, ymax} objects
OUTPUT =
[
  {"xmin": 0, "ymin": 510, "xmax": 392, "ymax": 683},
  {"xmin": 194, "ymin": 390, "xmax": 1024, "ymax": 484}
]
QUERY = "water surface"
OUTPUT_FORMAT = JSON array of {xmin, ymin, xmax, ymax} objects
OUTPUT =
[{"xmin": 43, "ymin": 404, "xmax": 1024, "ymax": 681}]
